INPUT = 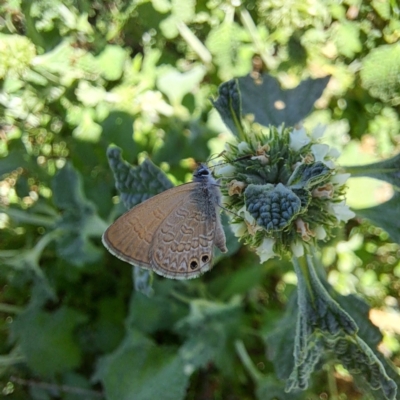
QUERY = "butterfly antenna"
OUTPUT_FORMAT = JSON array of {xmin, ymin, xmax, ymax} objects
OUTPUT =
[
  {"xmin": 217, "ymin": 203, "xmax": 241, "ymax": 218},
  {"xmin": 209, "ymin": 154, "xmax": 253, "ymax": 170}
]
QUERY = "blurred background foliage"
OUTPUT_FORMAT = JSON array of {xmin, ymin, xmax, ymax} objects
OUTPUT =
[{"xmin": 0, "ymin": 0, "xmax": 400, "ymax": 399}]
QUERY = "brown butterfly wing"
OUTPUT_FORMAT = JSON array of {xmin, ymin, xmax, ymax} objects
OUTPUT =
[
  {"xmin": 102, "ymin": 183, "xmax": 198, "ymax": 269},
  {"xmin": 149, "ymin": 189, "xmax": 224, "ymax": 279}
]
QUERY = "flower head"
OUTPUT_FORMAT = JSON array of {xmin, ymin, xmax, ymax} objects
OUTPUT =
[{"xmin": 216, "ymin": 126, "xmax": 354, "ymax": 262}]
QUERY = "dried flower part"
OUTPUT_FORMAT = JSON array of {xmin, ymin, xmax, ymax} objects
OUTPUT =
[
  {"xmin": 256, "ymin": 142, "xmax": 270, "ymax": 155},
  {"xmin": 228, "ymin": 180, "xmax": 247, "ymax": 196},
  {"xmin": 216, "ymin": 126, "xmax": 355, "ymax": 263},
  {"xmin": 251, "ymin": 155, "xmax": 269, "ymax": 165},
  {"xmin": 312, "ymin": 183, "xmax": 334, "ymax": 199},
  {"xmin": 295, "ymin": 218, "xmax": 315, "ymax": 241},
  {"xmin": 301, "ymin": 153, "xmax": 315, "ymax": 164}
]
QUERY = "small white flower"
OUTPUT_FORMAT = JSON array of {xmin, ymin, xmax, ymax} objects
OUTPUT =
[
  {"xmin": 230, "ymin": 221, "xmax": 247, "ymax": 237},
  {"xmin": 255, "ymin": 238, "xmax": 276, "ymax": 263},
  {"xmin": 311, "ymin": 144, "xmax": 336, "ymax": 168},
  {"xmin": 289, "ymin": 127, "xmax": 310, "ymax": 151},
  {"xmin": 331, "ymin": 173, "xmax": 351, "ymax": 186},
  {"xmin": 314, "ymin": 225, "xmax": 327, "ymax": 240},
  {"xmin": 221, "ymin": 195, "xmax": 232, "ymax": 207},
  {"xmin": 291, "ymin": 241, "xmax": 304, "ymax": 257},
  {"xmin": 215, "ymin": 164, "xmax": 236, "ymax": 177},
  {"xmin": 311, "ymin": 143, "xmax": 329, "ymax": 162},
  {"xmin": 237, "ymin": 141, "xmax": 251, "ymax": 154},
  {"xmin": 251, "ymin": 155, "xmax": 269, "ymax": 165},
  {"xmin": 238, "ymin": 205, "xmax": 256, "ymax": 225},
  {"xmin": 328, "ymin": 201, "xmax": 356, "ymax": 222},
  {"xmin": 311, "ymin": 124, "xmax": 326, "ymax": 140},
  {"xmin": 328, "ymin": 147, "xmax": 341, "ymax": 159}
]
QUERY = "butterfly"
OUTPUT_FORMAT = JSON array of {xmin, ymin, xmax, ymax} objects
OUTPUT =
[{"xmin": 102, "ymin": 164, "xmax": 227, "ymax": 279}]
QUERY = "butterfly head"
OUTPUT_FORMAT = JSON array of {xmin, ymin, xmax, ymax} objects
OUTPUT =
[{"xmin": 193, "ymin": 164, "xmax": 212, "ymax": 183}]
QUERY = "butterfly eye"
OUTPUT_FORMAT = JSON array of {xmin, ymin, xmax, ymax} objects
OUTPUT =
[
  {"xmin": 190, "ymin": 260, "xmax": 198, "ymax": 270},
  {"xmin": 198, "ymin": 167, "xmax": 209, "ymax": 176},
  {"xmin": 201, "ymin": 255, "xmax": 209, "ymax": 263}
]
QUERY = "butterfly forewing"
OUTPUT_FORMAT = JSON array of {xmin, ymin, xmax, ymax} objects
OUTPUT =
[{"xmin": 102, "ymin": 183, "xmax": 198, "ymax": 269}]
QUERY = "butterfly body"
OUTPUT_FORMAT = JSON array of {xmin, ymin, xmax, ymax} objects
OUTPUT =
[{"xmin": 102, "ymin": 164, "xmax": 227, "ymax": 279}]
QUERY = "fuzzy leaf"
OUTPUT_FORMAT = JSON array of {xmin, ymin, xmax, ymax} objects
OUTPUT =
[
  {"xmin": 294, "ymin": 255, "xmax": 358, "ymax": 337},
  {"xmin": 344, "ymin": 153, "xmax": 400, "ymax": 189},
  {"xmin": 354, "ymin": 193, "xmax": 400, "ymax": 244},
  {"xmin": 326, "ymin": 337, "xmax": 397, "ymax": 400},
  {"xmin": 126, "ymin": 280, "xmax": 187, "ymax": 334},
  {"xmin": 175, "ymin": 297, "xmax": 243, "ymax": 376},
  {"xmin": 12, "ymin": 307, "xmax": 86, "ymax": 377},
  {"xmin": 237, "ymin": 74, "xmax": 330, "ymax": 126},
  {"xmin": 256, "ymin": 376, "xmax": 305, "ymax": 400},
  {"xmin": 212, "ymin": 79, "xmax": 244, "ymax": 138},
  {"xmin": 264, "ymin": 296, "xmax": 298, "ymax": 380},
  {"xmin": 157, "ymin": 65, "xmax": 206, "ymax": 105},
  {"xmin": 95, "ymin": 331, "xmax": 189, "ymax": 400},
  {"xmin": 52, "ymin": 163, "xmax": 107, "ymax": 266},
  {"xmin": 106, "ymin": 146, "xmax": 173, "ymax": 210},
  {"xmin": 288, "ymin": 162, "xmax": 332, "ymax": 189},
  {"xmin": 361, "ymin": 44, "xmax": 400, "ymax": 104}
]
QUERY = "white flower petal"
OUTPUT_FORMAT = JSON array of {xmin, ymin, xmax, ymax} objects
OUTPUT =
[
  {"xmin": 255, "ymin": 238, "xmax": 276, "ymax": 263},
  {"xmin": 215, "ymin": 164, "xmax": 236, "ymax": 177},
  {"xmin": 237, "ymin": 141, "xmax": 251, "ymax": 154},
  {"xmin": 230, "ymin": 222, "xmax": 247, "ymax": 237},
  {"xmin": 331, "ymin": 173, "xmax": 351, "ymax": 186},
  {"xmin": 291, "ymin": 241, "xmax": 304, "ymax": 257},
  {"xmin": 329, "ymin": 201, "xmax": 356, "ymax": 222},
  {"xmin": 311, "ymin": 143, "xmax": 330, "ymax": 162},
  {"xmin": 238, "ymin": 205, "xmax": 256, "ymax": 225},
  {"xmin": 311, "ymin": 124, "xmax": 326, "ymax": 140},
  {"xmin": 315, "ymin": 225, "xmax": 327, "ymax": 240},
  {"xmin": 328, "ymin": 147, "xmax": 341, "ymax": 159},
  {"xmin": 289, "ymin": 127, "xmax": 310, "ymax": 151}
]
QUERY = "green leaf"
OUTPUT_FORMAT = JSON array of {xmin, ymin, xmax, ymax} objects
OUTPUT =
[
  {"xmin": 361, "ymin": 44, "xmax": 400, "ymax": 104},
  {"xmin": 294, "ymin": 255, "xmax": 358, "ymax": 337},
  {"xmin": 234, "ymin": 340, "xmax": 306, "ymax": 400},
  {"xmin": 208, "ymin": 262, "xmax": 264, "ymax": 301},
  {"xmin": 256, "ymin": 375, "xmax": 306, "ymax": 400},
  {"xmin": 101, "ymin": 111, "xmax": 136, "ymax": 161},
  {"xmin": 97, "ymin": 45, "xmax": 127, "ymax": 81},
  {"xmin": 0, "ymin": 139, "xmax": 39, "ymax": 178},
  {"xmin": 52, "ymin": 162, "xmax": 107, "ymax": 266},
  {"xmin": 157, "ymin": 65, "xmax": 206, "ymax": 106},
  {"xmin": 237, "ymin": 74, "xmax": 330, "ymax": 127},
  {"xmin": 95, "ymin": 331, "xmax": 189, "ymax": 400},
  {"xmin": 133, "ymin": 267, "xmax": 154, "ymax": 297},
  {"xmin": 344, "ymin": 153, "xmax": 400, "ymax": 189},
  {"xmin": 175, "ymin": 297, "xmax": 243, "ymax": 376},
  {"xmin": 264, "ymin": 296, "xmax": 297, "ymax": 380},
  {"xmin": 335, "ymin": 294, "xmax": 382, "ymax": 349},
  {"xmin": 212, "ymin": 79, "xmax": 244, "ymax": 138},
  {"xmin": 353, "ymin": 193, "xmax": 400, "ymax": 244},
  {"xmin": 288, "ymin": 162, "xmax": 332, "ymax": 189},
  {"xmin": 12, "ymin": 307, "xmax": 86, "ymax": 377},
  {"xmin": 333, "ymin": 22, "xmax": 362, "ymax": 58},
  {"xmin": 327, "ymin": 336, "xmax": 397, "ymax": 400},
  {"xmin": 126, "ymin": 280, "xmax": 187, "ymax": 334},
  {"xmin": 106, "ymin": 146, "xmax": 173, "ymax": 210}
]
